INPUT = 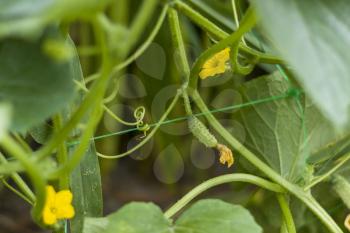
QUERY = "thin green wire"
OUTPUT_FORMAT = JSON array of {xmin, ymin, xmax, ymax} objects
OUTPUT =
[{"xmin": 67, "ymin": 92, "xmax": 291, "ymax": 146}]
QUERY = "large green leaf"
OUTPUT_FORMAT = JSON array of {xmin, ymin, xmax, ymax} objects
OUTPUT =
[
  {"xmin": 253, "ymin": 0, "xmax": 350, "ymax": 127},
  {"xmin": 233, "ymin": 72, "xmax": 345, "ymax": 183},
  {"xmin": 84, "ymin": 203, "xmax": 172, "ymax": 233},
  {"xmin": 68, "ymin": 38, "xmax": 103, "ymax": 233},
  {"xmin": 175, "ymin": 199, "xmax": 262, "ymax": 233},
  {"xmin": 70, "ymin": 143, "xmax": 103, "ymax": 233},
  {"xmin": 83, "ymin": 200, "xmax": 262, "ymax": 233},
  {"xmin": 0, "ymin": 30, "xmax": 76, "ymax": 132},
  {"xmin": 0, "ymin": 0, "xmax": 111, "ymax": 39}
]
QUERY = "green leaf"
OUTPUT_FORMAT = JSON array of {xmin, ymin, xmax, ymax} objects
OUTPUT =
[
  {"xmin": 0, "ymin": 30, "xmax": 76, "ymax": 132},
  {"xmin": 175, "ymin": 199, "xmax": 262, "ymax": 233},
  {"xmin": 85, "ymin": 203, "xmax": 172, "ymax": 233},
  {"xmin": 83, "ymin": 200, "xmax": 262, "ymax": 233},
  {"xmin": 82, "ymin": 217, "xmax": 109, "ymax": 233},
  {"xmin": 29, "ymin": 123, "xmax": 52, "ymax": 144},
  {"xmin": 106, "ymin": 203, "xmax": 171, "ymax": 233},
  {"xmin": 68, "ymin": 37, "xmax": 103, "ymax": 233},
  {"xmin": 253, "ymin": 0, "xmax": 350, "ymax": 127},
  {"xmin": 233, "ymin": 72, "xmax": 344, "ymax": 182},
  {"xmin": 0, "ymin": 0, "xmax": 111, "ymax": 39},
  {"xmin": 0, "ymin": 103, "xmax": 11, "ymax": 141},
  {"xmin": 70, "ymin": 143, "xmax": 103, "ymax": 233},
  {"xmin": 82, "ymin": 204, "xmax": 168, "ymax": 233}
]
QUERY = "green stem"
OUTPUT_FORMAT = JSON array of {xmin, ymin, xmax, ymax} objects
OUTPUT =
[
  {"xmin": 305, "ymin": 151, "xmax": 350, "ymax": 190},
  {"xmin": 110, "ymin": 4, "xmax": 168, "ymax": 77},
  {"xmin": 13, "ymin": 133, "xmax": 32, "ymax": 152},
  {"xmin": 110, "ymin": 0, "xmax": 129, "ymax": 24},
  {"xmin": 74, "ymin": 80, "xmax": 144, "ymax": 126},
  {"xmin": 174, "ymin": 0, "xmax": 227, "ymax": 39},
  {"xmin": 164, "ymin": 173, "xmax": 285, "ymax": 218},
  {"xmin": 231, "ymin": 0, "xmax": 247, "ymax": 45},
  {"xmin": 281, "ymin": 224, "xmax": 289, "ymax": 233},
  {"xmin": 96, "ymin": 90, "xmax": 181, "ymax": 159},
  {"xmin": 0, "ymin": 153, "xmax": 35, "ymax": 203},
  {"xmin": 0, "ymin": 161, "xmax": 23, "ymax": 174},
  {"xmin": 0, "ymin": 135, "xmax": 46, "ymax": 223},
  {"xmin": 50, "ymin": 14, "xmax": 113, "ymax": 177},
  {"xmin": 1, "ymin": 179, "xmax": 33, "ymax": 205},
  {"xmin": 168, "ymin": 7, "xmax": 190, "ymax": 81},
  {"xmin": 173, "ymin": 0, "xmax": 283, "ymax": 64},
  {"xmin": 34, "ymin": 15, "xmax": 112, "ymax": 161},
  {"xmin": 52, "ymin": 114, "xmax": 69, "ymax": 189},
  {"xmin": 182, "ymin": 90, "xmax": 193, "ymax": 115},
  {"xmin": 190, "ymin": 90, "xmax": 343, "ymax": 233},
  {"xmin": 49, "ymin": 105, "xmax": 103, "ymax": 178},
  {"xmin": 188, "ymin": 7, "xmax": 256, "ymax": 89},
  {"xmin": 277, "ymin": 194, "xmax": 296, "ymax": 233},
  {"xmin": 187, "ymin": 0, "xmax": 234, "ymax": 31},
  {"xmin": 123, "ymin": 0, "xmax": 160, "ymax": 55}
]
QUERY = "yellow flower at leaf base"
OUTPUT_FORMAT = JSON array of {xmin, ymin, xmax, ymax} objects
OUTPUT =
[
  {"xmin": 199, "ymin": 47, "xmax": 231, "ymax": 79},
  {"xmin": 43, "ymin": 185, "xmax": 75, "ymax": 225}
]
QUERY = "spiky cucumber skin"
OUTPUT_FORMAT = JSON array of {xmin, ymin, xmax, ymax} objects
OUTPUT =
[{"xmin": 188, "ymin": 116, "xmax": 217, "ymax": 148}]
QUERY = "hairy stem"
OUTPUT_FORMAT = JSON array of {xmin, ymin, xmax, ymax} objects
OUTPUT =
[
  {"xmin": 52, "ymin": 114, "xmax": 69, "ymax": 189},
  {"xmin": 277, "ymin": 194, "xmax": 296, "ymax": 233},
  {"xmin": 164, "ymin": 173, "xmax": 285, "ymax": 218},
  {"xmin": 168, "ymin": 7, "xmax": 190, "ymax": 81}
]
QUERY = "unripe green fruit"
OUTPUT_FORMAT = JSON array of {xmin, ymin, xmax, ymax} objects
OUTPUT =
[{"xmin": 188, "ymin": 116, "xmax": 217, "ymax": 148}]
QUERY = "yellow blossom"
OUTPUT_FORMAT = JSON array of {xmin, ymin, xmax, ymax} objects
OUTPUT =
[
  {"xmin": 345, "ymin": 214, "xmax": 350, "ymax": 231},
  {"xmin": 199, "ymin": 48, "xmax": 231, "ymax": 79},
  {"xmin": 216, "ymin": 144, "xmax": 234, "ymax": 168},
  {"xmin": 43, "ymin": 185, "xmax": 75, "ymax": 225}
]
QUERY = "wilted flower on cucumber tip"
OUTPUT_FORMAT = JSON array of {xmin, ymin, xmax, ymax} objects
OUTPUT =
[{"xmin": 216, "ymin": 144, "xmax": 234, "ymax": 168}]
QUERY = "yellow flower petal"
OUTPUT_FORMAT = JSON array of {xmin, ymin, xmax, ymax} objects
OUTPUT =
[
  {"xmin": 56, "ymin": 205, "xmax": 75, "ymax": 219},
  {"xmin": 199, "ymin": 65, "xmax": 226, "ymax": 79},
  {"xmin": 200, "ymin": 48, "xmax": 231, "ymax": 79},
  {"xmin": 217, "ymin": 48, "xmax": 231, "ymax": 61},
  {"xmin": 43, "ymin": 205, "xmax": 57, "ymax": 225},
  {"xmin": 55, "ymin": 190, "xmax": 74, "ymax": 220},
  {"xmin": 214, "ymin": 63, "xmax": 226, "ymax": 74},
  {"xmin": 202, "ymin": 57, "xmax": 219, "ymax": 69},
  {"xmin": 199, "ymin": 68, "xmax": 214, "ymax": 79},
  {"xmin": 42, "ymin": 185, "xmax": 75, "ymax": 225},
  {"xmin": 46, "ymin": 185, "xmax": 56, "ymax": 204},
  {"xmin": 55, "ymin": 190, "xmax": 73, "ymax": 205}
]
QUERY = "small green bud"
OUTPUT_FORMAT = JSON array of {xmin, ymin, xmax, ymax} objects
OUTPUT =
[{"xmin": 188, "ymin": 116, "xmax": 217, "ymax": 148}]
